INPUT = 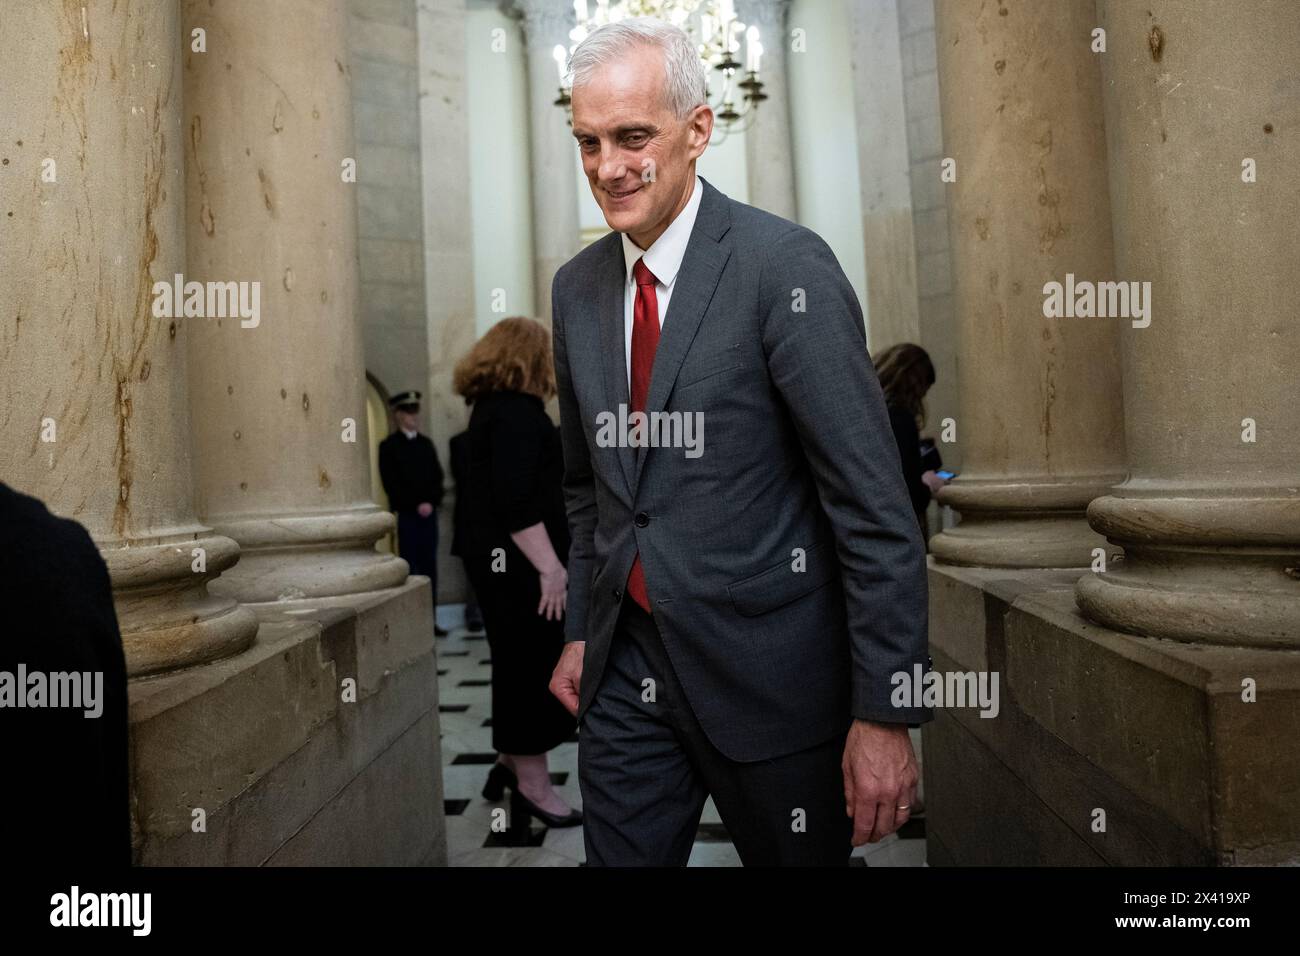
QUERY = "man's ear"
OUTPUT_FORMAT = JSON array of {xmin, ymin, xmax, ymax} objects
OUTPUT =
[{"xmin": 688, "ymin": 105, "xmax": 714, "ymax": 158}]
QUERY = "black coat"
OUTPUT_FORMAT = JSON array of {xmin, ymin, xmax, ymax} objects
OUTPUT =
[
  {"xmin": 449, "ymin": 430, "xmax": 471, "ymax": 558},
  {"xmin": 459, "ymin": 390, "xmax": 569, "ymax": 564},
  {"xmin": 886, "ymin": 402, "xmax": 931, "ymax": 530},
  {"xmin": 0, "ymin": 482, "xmax": 130, "ymax": 865},
  {"xmin": 459, "ymin": 396, "xmax": 575, "ymax": 755},
  {"xmin": 378, "ymin": 430, "xmax": 445, "ymax": 514}
]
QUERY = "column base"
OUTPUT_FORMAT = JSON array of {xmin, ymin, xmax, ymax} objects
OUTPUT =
[
  {"xmin": 926, "ymin": 560, "xmax": 1300, "ymax": 865},
  {"xmin": 208, "ymin": 507, "xmax": 409, "ymax": 604},
  {"xmin": 129, "ymin": 578, "xmax": 444, "ymax": 865},
  {"xmin": 104, "ymin": 529, "xmax": 259, "ymax": 677},
  {"xmin": 930, "ymin": 477, "xmax": 1117, "ymax": 568},
  {"xmin": 1076, "ymin": 492, "xmax": 1300, "ymax": 648}
]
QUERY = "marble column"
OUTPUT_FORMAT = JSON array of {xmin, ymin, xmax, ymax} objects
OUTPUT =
[
  {"xmin": 515, "ymin": 0, "xmax": 581, "ymax": 325},
  {"xmin": 928, "ymin": 0, "xmax": 1126, "ymax": 568},
  {"xmin": 847, "ymin": 0, "xmax": 921, "ymax": 349},
  {"xmin": 418, "ymin": 0, "xmax": 477, "ymax": 603},
  {"xmin": 183, "ymin": 0, "xmax": 407, "ymax": 603},
  {"xmin": 737, "ymin": 0, "xmax": 796, "ymax": 220},
  {"xmin": 1076, "ymin": 0, "xmax": 1300, "ymax": 647},
  {"xmin": 0, "ymin": 1, "xmax": 257, "ymax": 675}
]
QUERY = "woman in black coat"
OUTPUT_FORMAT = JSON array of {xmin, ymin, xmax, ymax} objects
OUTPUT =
[
  {"xmin": 874, "ymin": 343, "xmax": 948, "ymax": 541},
  {"xmin": 451, "ymin": 317, "xmax": 580, "ymax": 830}
]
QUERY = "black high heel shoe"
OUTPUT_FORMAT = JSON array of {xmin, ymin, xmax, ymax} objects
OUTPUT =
[
  {"xmin": 510, "ymin": 787, "xmax": 583, "ymax": 829},
  {"xmin": 481, "ymin": 762, "xmax": 517, "ymax": 801}
]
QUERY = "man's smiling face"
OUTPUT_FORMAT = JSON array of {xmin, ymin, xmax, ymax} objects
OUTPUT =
[{"xmin": 571, "ymin": 42, "xmax": 712, "ymax": 250}]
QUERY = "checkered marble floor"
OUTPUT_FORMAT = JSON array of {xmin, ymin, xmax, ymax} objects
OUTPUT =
[{"xmin": 434, "ymin": 616, "xmax": 928, "ymax": 867}]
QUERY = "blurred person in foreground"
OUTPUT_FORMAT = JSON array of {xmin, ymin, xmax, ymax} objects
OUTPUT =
[{"xmin": 0, "ymin": 481, "xmax": 130, "ymax": 865}]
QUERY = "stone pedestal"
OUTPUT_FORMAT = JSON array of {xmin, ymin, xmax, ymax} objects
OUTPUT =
[
  {"xmin": 0, "ymin": 0, "xmax": 257, "ymax": 675},
  {"xmin": 1076, "ymin": 0, "xmax": 1300, "ymax": 647},
  {"xmin": 182, "ymin": 0, "xmax": 407, "ymax": 603},
  {"xmin": 926, "ymin": 561, "xmax": 1300, "ymax": 866},
  {"xmin": 130, "ymin": 578, "xmax": 445, "ymax": 865},
  {"xmin": 929, "ymin": 0, "xmax": 1126, "ymax": 569}
]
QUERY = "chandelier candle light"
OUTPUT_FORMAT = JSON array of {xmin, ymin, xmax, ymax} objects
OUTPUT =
[{"xmin": 554, "ymin": 0, "xmax": 767, "ymax": 140}]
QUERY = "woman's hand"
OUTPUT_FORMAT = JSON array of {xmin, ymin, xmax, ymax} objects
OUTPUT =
[
  {"xmin": 538, "ymin": 563, "xmax": 568, "ymax": 621},
  {"xmin": 509, "ymin": 523, "xmax": 567, "ymax": 620},
  {"xmin": 922, "ymin": 470, "xmax": 948, "ymax": 495}
]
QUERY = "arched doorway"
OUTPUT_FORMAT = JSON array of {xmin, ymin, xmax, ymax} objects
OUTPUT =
[{"xmin": 365, "ymin": 373, "xmax": 395, "ymax": 555}]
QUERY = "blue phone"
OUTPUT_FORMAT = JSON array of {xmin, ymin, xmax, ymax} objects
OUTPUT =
[{"xmin": 936, "ymin": 470, "xmax": 956, "ymax": 480}]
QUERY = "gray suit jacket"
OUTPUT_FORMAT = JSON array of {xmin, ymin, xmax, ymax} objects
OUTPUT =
[{"xmin": 552, "ymin": 177, "xmax": 930, "ymax": 763}]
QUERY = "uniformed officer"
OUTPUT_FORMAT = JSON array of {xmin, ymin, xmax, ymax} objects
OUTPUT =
[{"xmin": 378, "ymin": 390, "xmax": 447, "ymax": 636}]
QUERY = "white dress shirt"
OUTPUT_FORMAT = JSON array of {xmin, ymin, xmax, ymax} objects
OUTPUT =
[{"xmin": 620, "ymin": 175, "xmax": 704, "ymax": 391}]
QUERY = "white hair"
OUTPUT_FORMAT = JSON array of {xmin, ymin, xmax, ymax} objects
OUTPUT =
[{"xmin": 567, "ymin": 18, "xmax": 708, "ymax": 119}]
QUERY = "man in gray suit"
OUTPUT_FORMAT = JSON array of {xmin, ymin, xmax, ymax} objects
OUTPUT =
[{"xmin": 548, "ymin": 18, "xmax": 930, "ymax": 866}]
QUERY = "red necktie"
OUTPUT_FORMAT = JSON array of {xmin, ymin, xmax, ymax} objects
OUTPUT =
[{"xmin": 626, "ymin": 257, "xmax": 659, "ymax": 613}]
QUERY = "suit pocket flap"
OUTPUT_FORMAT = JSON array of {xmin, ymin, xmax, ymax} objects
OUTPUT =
[
  {"xmin": 676, "ymin": 344, "xmax": 746, "ymax": 389},
  {"xmin": 727, "ymin": 543, "xmax": 838, "ymax": 617}
]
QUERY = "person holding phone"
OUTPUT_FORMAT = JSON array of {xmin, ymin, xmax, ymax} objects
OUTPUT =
[{"xmin": 874, "ymin": 343, "xmax": 950, "ymax": 540}]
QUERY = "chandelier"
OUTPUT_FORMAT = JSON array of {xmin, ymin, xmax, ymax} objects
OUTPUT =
[{"xmin": 553, "ymin": 0, "xmax": 767, "ymax": 141}]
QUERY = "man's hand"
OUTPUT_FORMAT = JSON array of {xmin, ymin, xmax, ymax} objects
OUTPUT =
[
  {"xmin": 549, "ymin": 641, "xmax": 585, "ymax": 716},
  {"xmin": 417, "ymin": 502, "xmax": 433, "ymax": 518},
  {"xmin": 842, "ymin": 719, "xmax": 919, "ymax": 845}
]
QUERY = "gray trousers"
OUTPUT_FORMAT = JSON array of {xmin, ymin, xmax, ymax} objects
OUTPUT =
[{"xmin": 579, "ymin": 600, "xmax": 854, "ymax": 866}]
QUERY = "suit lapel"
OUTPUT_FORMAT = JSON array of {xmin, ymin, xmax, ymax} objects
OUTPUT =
[
  {"xmin": 595, "ymin": 236, "xmax": 636, "ymax": 497},
  {"xmin": 632, "ymin": 179, "xmax": 733, "ymax": 491}
]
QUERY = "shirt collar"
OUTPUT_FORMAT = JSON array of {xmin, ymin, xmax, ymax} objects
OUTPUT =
[
  {"xmin": 401, "ymin": 428, "xmax": 418, "ymax": 439},
  {"xmin": 621, "ymin": 174, "xmax": 704, "ymax": 289}
]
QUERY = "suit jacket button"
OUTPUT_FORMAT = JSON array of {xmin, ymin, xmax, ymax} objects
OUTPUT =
[
  {"xmin": 634, "ymin": 512, "xmax": 650, "ymax": 527},
  {"xmin": 612, "ymin": 587, "xmax": 622, "ymax": 600}
]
